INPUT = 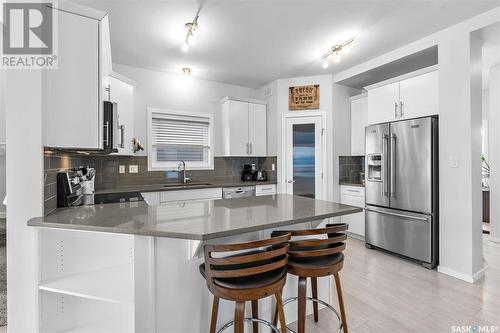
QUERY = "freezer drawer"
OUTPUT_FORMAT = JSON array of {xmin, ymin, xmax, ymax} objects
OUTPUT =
[{"xmin": 365, "ymin": 206, "xmax": 432, "ymax": 263}]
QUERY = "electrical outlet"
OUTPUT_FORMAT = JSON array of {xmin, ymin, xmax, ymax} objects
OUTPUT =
[
  {"xmin": 119, "ymin": 165, "xmax": 126, "ymax": 174},
  {"xmin": 448, "ymin": 156, "xmax": 458, "ymax": 168},
  {"xmin": 129, "ymin": 165, "xmax": 139, "ymax": 173}
]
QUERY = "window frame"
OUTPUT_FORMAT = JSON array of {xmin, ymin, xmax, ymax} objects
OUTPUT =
[{"xmin": 147, "ymin": 107, "xmax": 214, "ymax": 171}]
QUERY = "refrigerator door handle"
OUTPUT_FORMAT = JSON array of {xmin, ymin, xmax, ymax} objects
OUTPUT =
[
  {"xmin": 390, "ymin": 133, "xmax": 397, "ymax": 197},
  {"xmin": 365, "ymin": 207, "xmax": 429, "ymax": 221},
  {"xmin": 383, "ymin": 134, "xmax": 389, "ymax": 196}
]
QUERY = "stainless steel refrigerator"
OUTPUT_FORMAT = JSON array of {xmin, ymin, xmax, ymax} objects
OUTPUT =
[{"xmin": 365, "ymin": 117, "xmax": 438, "ymax": 268}]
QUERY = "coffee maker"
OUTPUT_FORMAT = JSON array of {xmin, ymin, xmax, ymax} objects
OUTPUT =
[{"xmin": 241, "ymin": 164, "xmax": 256, "ymax": 181}]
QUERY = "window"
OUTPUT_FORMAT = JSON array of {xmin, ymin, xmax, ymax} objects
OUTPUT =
[{"xmin": 147, "ymin": 108, "xmax": 213, "ymax": 171}]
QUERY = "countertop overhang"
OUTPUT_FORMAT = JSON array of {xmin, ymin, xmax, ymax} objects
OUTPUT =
[{"xmin": 28, "ymin": 194, "xmax": 362, "ymax": 240}]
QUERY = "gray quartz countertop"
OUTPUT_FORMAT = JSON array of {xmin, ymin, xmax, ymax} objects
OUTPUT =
[
  {"xmin": 28, "ymin": 194, "xmax": 362, "ymax": 240},
  {"xmin": 94, "ymin": 180, "xmax": 277, "ymax": 195}
]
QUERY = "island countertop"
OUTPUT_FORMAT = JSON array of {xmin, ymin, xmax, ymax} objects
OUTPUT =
[{"xmin": 28, "ymin": 194, "xmax": 362, "ymax": 240}]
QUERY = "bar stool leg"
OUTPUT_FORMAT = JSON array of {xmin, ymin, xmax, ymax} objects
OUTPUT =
[
  {"xmin": 297, "ymin": 276, "xmax": 307, "ymax": 333},
  {"xmin": 274, "ymin": 292, "xmax": 287, "ymax": 333},
  {"xmin": 311, "ymin": 277, "xmax": 319, "ymax": 322},
  {"xmin": 234, "ymin": 301, "xmax": 246, "ymax": 333},
  {"xmin": 333, "ymin": 273, "xmax": 348, "ymax": 333},
  {"xmin": 251, "ymin": 300, "xmax": 259, "ymax": 333},
  {"xmin": 210, "ymin": 296, "xmax": 219, "ymax": 333},
  {"xmin": 271, "ymin": 289, "xmax": 282, "ymax": 327}
]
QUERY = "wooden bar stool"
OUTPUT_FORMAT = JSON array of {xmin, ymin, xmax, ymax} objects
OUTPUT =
[
  {"xmin": 271, "ymin": 223, "xmax": 349, "ymax": 333},
  {"xmin": 200, "ymin": 233, "xmax": 292, "ymax": 333}
]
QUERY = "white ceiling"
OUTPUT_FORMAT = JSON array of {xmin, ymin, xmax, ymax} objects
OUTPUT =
[{"xmin": 74, "ymin": 0, "xmax": 500, "ymax": 88}]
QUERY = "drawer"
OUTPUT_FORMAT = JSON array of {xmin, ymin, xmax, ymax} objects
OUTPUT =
[
  {"xmin": 340, "ymin": 194, "xmax": 365, "ymax": 208},
  {"xmin": 160, "ymin": 188, "xmax": 222, "ymax": 203},
  {"xmin": 340, "ymin": 185, "xmax": 365, "ymax": 198},
  {"xmin": 255, "ymin": 184, "xmax": 276, "ymax": 196}
]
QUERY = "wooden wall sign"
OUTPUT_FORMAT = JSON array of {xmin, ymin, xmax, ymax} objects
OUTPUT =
[{"xmin": 289, "ymin": 85, "xmax": 320, "ymax": 110}]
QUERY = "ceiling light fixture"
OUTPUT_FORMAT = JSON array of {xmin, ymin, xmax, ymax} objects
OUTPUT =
[
  {"xmin": 321, "ymin": 38, "xmax": 354, "ymax": 67},
  {"xmin": 181, "ymin": 15, "xmax": 199, "ymax": 52},
  {"xmin": 182, "ymin": 67, "xmax": 192, "ymax": 76}
]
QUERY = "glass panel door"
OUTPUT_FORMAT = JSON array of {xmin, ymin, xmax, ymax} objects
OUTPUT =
[
  {"xmin": 286, "ymin": 116, "xmax": 323, "ymax": 199},
  {"xmin": 292, "ymin": 123, "xmax": 316, "ymax": 198}
]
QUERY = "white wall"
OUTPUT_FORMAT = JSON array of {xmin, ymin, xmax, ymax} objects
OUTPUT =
[
  {"xmin": 0, "ymin": 69, "xmax": 5, "ymax": 217},
  {"xmin": 489, "ymin": 64, "xmax": 500, "ymax": 241},
  {"xmin": 112, "ymin": 64, "xmax": 258, "ymax": 157},
  {"xmin": 6, "ymin": 70, "xmax": 44, "ymax": 332},
  {"xmin": 256, "ymin": 75, "xmax": 333, "ymax": 198},
  {"xmin": 482, "ymin": 89, "xmax": 489, "ymax": 160}
]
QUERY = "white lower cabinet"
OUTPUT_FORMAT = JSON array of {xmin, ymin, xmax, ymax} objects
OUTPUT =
[
  {"xmin": 255, "ymin": 184, "xmax": 276, "ymax": 196},
  {"xmin": 340, "ymin": 185, "xmax": 365, "ymax": 237},
  {"xmin": 141, "ymin": 187, "xmax": 223, "ymax": 205}
]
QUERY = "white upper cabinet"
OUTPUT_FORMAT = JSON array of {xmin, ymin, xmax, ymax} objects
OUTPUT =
[
  {"xmin": 107, "ymin": 74, "xmax": 135, "ymax": 155},
  {"xmin": 399, "ymin": 70, "xmax": 438, "ymax": 120},
  {"xmin": 350, "ymin": 95, "xmax": 368, "ymax": 156},
  {"xmin": 45, "ymin": 7, "xmax": 112, "ymax": 149},
  {"xmin": 248, "ymin": 103, "xmax": 267, "ymax": 156},
  {"xmin": 221, "ymin": 97, "xmax": 267, "ymax": 156},
  {"xmin": 366, "ymin": 68, "xmax": 438, "ymax": 125},
  {"xmin": 367, "ymin": 81, "xmax": 400, "ymax": 125}
]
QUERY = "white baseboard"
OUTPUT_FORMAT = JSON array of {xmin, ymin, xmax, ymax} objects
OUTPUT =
[
  {"xmin": 437, "ymin": 266, "xmax": 485, "ymax": 283},
  {"xmin": 347, "ymin": 232, "xmax": 365, "ymax": 241},
  {"xmin": 489, "ymin": 235, "xmax": 500, "ymax": 244}
]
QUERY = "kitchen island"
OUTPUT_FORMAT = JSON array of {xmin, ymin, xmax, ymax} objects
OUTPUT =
[{"xmin": 29, "ymin": 194, "xmax": 361, "ymax": 332}]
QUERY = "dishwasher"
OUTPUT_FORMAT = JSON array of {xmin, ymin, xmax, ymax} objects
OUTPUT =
[{"xmin": 222, "ymin": 186, "xmax": 255, "ymax": 199}]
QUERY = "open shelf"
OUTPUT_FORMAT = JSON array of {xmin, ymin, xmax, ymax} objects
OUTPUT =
[
  {"xmin": 39, "ymin": 264, "xmax": 133, "ymax": 305},
  {"xmin": 65, "ymin": 316, "xmax": 133, "ymax": 333}
]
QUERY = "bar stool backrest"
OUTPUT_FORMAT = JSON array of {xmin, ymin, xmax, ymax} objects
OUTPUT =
[
  {"xmin": 202, "ymin": 233, "xmax": 292, "ymax": 287},
  {"xmin": 271, "ymin": 223, "xmax": 348, "ymax": 259}
]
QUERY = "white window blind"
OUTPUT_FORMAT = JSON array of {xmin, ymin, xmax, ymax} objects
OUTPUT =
[{"xmin": 148, "ymin": 109, "xmax": 213, "ymax": 171}]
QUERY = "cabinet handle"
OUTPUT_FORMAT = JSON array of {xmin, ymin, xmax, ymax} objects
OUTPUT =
[
  {"xmin": 394, "ymin": 102, "xmax": 398, "ymax": 118},
  {"xmin": 104, "ymin": 121, "xmax": 110, "ymax": 147},
  {"xmin": 120, "ymin": 125, "xmax": 125, "ymax": 149},
  {"xmin": 399, "ymin": 101, "xmax": 404, "ymax": 118}
]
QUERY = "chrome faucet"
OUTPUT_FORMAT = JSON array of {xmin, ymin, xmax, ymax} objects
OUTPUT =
[{"xmin": 177, "ymin": 161, "xmax": 191, "ymax": 184}]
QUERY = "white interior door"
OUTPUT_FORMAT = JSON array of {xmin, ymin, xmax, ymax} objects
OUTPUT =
[{"xmin": 285, "ymin": 116, "xmax": 324, "ymax": 199}]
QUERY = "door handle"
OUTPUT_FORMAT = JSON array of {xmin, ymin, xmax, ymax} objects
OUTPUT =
[
  {"xmin": 365, "ymin": 207, "xmax": 429, "ymax": 221},
  {"xmin": 390, "ymin": 133, "xmax": 396, "ymax": 197},
  {"xmin": 399, "ymin": 101, "xmax": 404, "ymax": 118},
  {"xmin": 287, "ymin": 180, "xmax": 296, "ymax": 183},
  {"xmin": 383, "ymin": 134, "xmax": 389, "ymax": 196},
  {"xmin": 394, "ymin": 102, "xmax": 398, "ymax": 118}
]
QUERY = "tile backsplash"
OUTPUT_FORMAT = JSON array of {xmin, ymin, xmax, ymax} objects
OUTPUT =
[
  {"xmin": 43, "ymin": 149, "xmax": 277, "ymax": 215},
  {"xmin": 339, "ymin": 155, "xmax": 365, "ymax": 185}
]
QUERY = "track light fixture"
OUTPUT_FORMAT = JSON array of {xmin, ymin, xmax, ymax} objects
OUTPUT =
[
  {"xmin": 181, "ymin": 15, "xmax": 199, "ymax": 52},
  {"xmin": 321, "ymin": 38, "xmax": 354, "ymax": 67}
]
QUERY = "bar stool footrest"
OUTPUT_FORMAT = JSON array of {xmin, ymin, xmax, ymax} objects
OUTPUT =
[
  {"xmin": 281, "ymin": 296, "xmax": 343, "ymax": 333},
  {"xmin": 217, "ymin": 317, "xmax": 281, "ymax": 333}
]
